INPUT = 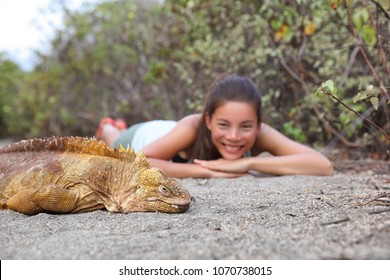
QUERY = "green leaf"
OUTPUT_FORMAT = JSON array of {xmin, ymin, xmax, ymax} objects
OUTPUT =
[
  {"xmin": 358, "ymin": 81, "xmax": 363, "ymax": 91},
  {"xmin": 352, "ymin": 9, "xmax": 368, "ymax": 31},
  {"xmin": 365, "ymin": 86, "xmax": 381, "ymax": 97},
  {"xmin": 322, "ymin": 80, "xmax": 337, "ymax": 95},
  {"xmin": 353, "ymin": 91, "xmax": 369, "ymax": 103},
  {"xmin": 362, "ymin": 25, "xmax": 377, "ymax": 46},
  {"xmin": 370, "ymin": 97, "xmax": 379, "ymax": 110}
]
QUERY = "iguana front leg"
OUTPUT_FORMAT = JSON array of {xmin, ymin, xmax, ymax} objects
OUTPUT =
[{"xmin": 5, "ymin": 185, "xmax": 79, "ymax": 215}]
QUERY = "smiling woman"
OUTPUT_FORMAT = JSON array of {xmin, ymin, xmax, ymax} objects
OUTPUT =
[
  {"xmin": 98, "ymin": 74, "xmax": 334, "ymax": 178},
  {"xmin": 204, "ymin": 101, "xmax": 259, "ymax": 160}
]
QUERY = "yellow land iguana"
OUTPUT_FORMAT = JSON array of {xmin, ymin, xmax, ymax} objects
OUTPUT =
[{"xmin": 0, "ymin": 136, "xmax": 191, "ymax": 215}]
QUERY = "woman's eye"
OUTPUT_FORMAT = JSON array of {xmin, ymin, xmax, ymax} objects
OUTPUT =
[{"xmin": 241, "ymin": 123, "xmax": 255, "ymax": 130}]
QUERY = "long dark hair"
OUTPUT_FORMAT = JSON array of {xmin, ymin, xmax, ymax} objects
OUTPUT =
[{"xmin": 190, "ymin": 74, "xmax": 262, "ymax": 161}]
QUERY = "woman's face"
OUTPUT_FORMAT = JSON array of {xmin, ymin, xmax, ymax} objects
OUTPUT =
[{"xmin": 206, "ymin": 101, "xmax": 260, "ymax": 160}]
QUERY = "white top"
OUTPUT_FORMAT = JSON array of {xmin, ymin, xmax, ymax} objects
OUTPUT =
[{"xmin": 131, "ymin": 120, "xmax": 177, "ymax": 152}]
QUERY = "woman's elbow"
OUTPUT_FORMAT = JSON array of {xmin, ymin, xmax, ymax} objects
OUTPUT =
[{"xmin": 318, "ymin": 158, "xmax": 334, "ymax": 176}]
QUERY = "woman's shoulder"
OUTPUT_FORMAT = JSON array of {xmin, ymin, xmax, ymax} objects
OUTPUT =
[
  {"xmin": 258, "ymin": 123, "xmax": 276, "ymax": 136},
  {"xmin": 255, "ymin": 122, "xmax": 315, "ymax": 155},
  {"xmin": 178, "ymin": 114, "xmax": 202, "ymax": 128},
  {"xmin": 258, "ymin": 122, "xmax": 297, "ymax": 143},
  {"xmin": 253, "ymin": 123, "xmax": 291, "ymax": 154}
]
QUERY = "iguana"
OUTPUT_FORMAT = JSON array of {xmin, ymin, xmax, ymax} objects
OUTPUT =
[{"xmin": 0, "ymin": 136, "xmax": 191, "ymax": 215}]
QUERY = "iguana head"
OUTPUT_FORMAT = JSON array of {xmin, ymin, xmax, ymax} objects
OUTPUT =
[{"xmin": 120, "ymin": 167, "xmax": 191, "ymax": 213}]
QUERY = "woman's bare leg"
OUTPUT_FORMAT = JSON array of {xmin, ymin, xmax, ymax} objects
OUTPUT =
[{"xmin": 101, "ymin": 124, "xmax": 121, "ymax": 148}]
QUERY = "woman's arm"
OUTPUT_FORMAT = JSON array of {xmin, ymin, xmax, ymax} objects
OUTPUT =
[
  {"xmin": 142, "ymin": 114, "xmax": 198, "ymax": 160},
  {"xmin": 148, "ymin": 158, "xmax": 244, "ymax": 178},
  {"xmin": 195, "ymin": 153, "xmax": 332, "ymax": 176},
  {"xmin": 254, "ymin": 154, "xmax": 333, "ymax": 176},
  {"xmin": 195, "ymin": 124, "xmax": 333, "ymax": 176}
]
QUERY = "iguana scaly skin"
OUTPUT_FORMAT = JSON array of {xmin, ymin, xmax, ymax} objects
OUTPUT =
[{"xmin": 0, "ymin": 136, "xmax": 191, "ymax": 215}]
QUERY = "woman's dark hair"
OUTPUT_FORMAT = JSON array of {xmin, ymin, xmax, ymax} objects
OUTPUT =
[{"xmin": 190, "ymin": 74, "xmax": 262, "ymax": 161}]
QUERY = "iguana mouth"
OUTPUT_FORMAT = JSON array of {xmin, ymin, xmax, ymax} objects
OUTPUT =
[
  {"xmin": 171, "ymin": 203, "xmax": 190, "ymax": 211},
  {"xmin": 146, "ymin": 198, "xmax": 190, "ymax": 212}
]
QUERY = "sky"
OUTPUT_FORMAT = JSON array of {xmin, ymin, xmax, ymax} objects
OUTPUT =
[{"xmin": 0, "ymin": 0, "xmax": 99, "ymax": 71}]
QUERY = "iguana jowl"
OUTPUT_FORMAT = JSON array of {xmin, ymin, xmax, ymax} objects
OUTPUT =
[{"xmin": 0, "ymin": 136, "xmax": 191, "ymax": 215}]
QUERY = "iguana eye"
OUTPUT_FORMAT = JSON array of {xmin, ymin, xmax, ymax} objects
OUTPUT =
[{"xmin": 159, "ymin": 186, "xmax": 171, "ymax": 196}]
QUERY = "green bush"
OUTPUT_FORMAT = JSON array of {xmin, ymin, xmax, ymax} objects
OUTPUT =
[{"xmin": 0, "ymin": 0, "xmax": 388, "ymax": 155}]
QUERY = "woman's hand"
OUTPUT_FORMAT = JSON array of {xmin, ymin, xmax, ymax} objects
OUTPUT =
[
  {"xmin": 147, "ymin": 158, "xmax": 244, "ymax": 178},
  {"xmin": 194, "ymin": 158, "xmax": 250, "ymax": 174},
  {"xmin": 204, "ymin": 169, "xmax": 245, "ymax": 178}
]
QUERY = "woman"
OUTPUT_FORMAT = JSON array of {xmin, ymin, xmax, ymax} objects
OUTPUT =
[{"xmin": 98, "ymin": 74, "xmax": 333, "ymax": 178}]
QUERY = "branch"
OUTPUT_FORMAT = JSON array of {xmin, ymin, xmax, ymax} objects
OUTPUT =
[
  {"xmin": 339, "ymin": 45, "xmax": 360, "ymax": 88},
  {"xmin": 343, "ymin": 0, "xmax": 390, "ymax": 100},
  {"xmin": 369, "ymin": 0, "xmax": 390, "ymax": 20},
  {"xmin": 365, "ymin": 0, "xmax": 390, "ymax": 78},
  {"xmin": 343, "ymin": 0, "xmax": 390, "ymax": 127},
  {"xmin": 267, "ymin": 36, "xmax": 373, "ymax": 147},
  {"xmin": 320, "ymin": 87, "xmax": 390, "ymax": 141}
]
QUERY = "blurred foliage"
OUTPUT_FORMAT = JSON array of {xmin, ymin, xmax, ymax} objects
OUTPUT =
[
  {"xmin": 0, "ymin": 0, "xmax": 389, "ymax": 155},
  {"xmin": 0, "ymin": 55, "xmax": 25, "ymax": 136}
]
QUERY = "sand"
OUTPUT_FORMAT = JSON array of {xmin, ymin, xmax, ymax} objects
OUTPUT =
[{"xmin": 1, "ymin": 172, "xmax": 389, "ymax": 260}]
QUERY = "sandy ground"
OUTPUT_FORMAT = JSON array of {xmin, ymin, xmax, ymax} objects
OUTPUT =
[
  {"xmin": 1, "ymin": 168, "xmax": 390, "ymax": 259},
  {"xmin": 1, "ymin": 138, "xmax": 390, "ymax": 259}
]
